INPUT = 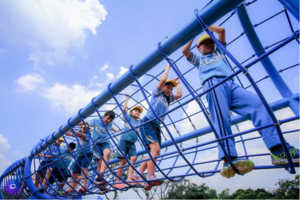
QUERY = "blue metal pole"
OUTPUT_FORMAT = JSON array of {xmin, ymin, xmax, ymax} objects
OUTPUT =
[
  {"xmin": 28, "ymin": 0, "xmax": 245, "ymax": 159},
  {"xmin": 236, "ymin": 4, "xmax": 299, "ymax": 116},
  {"xmin": 278, "ymin": 0, "xmax": 299, "ymax": 21}
]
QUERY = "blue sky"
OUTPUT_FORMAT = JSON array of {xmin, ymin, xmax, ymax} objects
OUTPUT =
[{"xmin": 0, "ymin": 0, "xmax": 299, "ymax": 198}]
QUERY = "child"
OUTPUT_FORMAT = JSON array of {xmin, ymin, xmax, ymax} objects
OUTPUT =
[
  {"xmin": 65, "ymin": 125, "xmax": 93, "ymax": 193},
  {"xmin": 113, "ymin": 95, "xmax": 143, "ymax": 189},
  {"xmin": 48, "ymin": 142, "xmax": 76, "ymax": 194},
  {"xmin": 131, "ymin": 64, "xmax": 182, "ymax": 190},
  {"xmin": 38, "ymin": 137, "xmax": 65, "ymax": 188},
  {"xmin": 79, "ymin": 110, "xmax": 119, "ymax": 186},
  {"xmin": 182, "ymin": 25, "xmax": 299, "ymax": 178}
]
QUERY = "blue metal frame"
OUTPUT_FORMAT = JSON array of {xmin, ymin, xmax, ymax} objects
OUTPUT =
[{"xmin": 1, "ymin": 0, "xmax": 299, "ymax": 199}]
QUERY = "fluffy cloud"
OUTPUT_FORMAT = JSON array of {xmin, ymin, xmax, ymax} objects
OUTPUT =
[
  {"xmin": 117, "ymin": 66, "xmax": 129, "ymax": 78},
  {"xmin": 0, "ymin": 153, "xmax": 12, "ymax": 174},
  {"xmin": 0, "ymin": 0, "xmax": 107, "ymax": 66},
  {"xmin": 0, "ymin": 134, "xmax": 11, "ymax": 151},
  {"xmin": 15, "ymin": 73, "xmax": 44, "ymax": 92},
  {"xmin": 41, "ymin": 83, "xmax": 100, "ymax": 115},
  {"xmin": 100, "ymin": 63, "xmax": 109, "ymax": 72}
]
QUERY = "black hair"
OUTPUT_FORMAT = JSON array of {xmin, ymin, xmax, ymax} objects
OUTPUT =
[
  {"xmin": 69, "ymin": 142, "xmax": 76, "ymax": 149},
  {"xmin": 104, "ymin": 110, "xmax": 116, "ymax": 120}
]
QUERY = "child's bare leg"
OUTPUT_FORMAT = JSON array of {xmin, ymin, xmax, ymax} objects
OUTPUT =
[
  {"xmin": 35, "ymin": 172, "xmax": 41, "ymax": 187},
  {"xmin": 96, "ymin": 159, "xmax": 102, "ymax": 173},
  {"xmin": 128, "ymin": 156, "xmax": 137, "ymax": 178},
  {"xmin": 82, "ymin": 167, "xmax": 88, "ymax": 186},
  {"xmin": 42, "ymin": 168, "xmax": 53, "ymax": 187},
  {"xmin": 69, "ymin": 173, "xmax": 79, "ymax": 191},
  {"xmin": 147, "ymin": 142, "xmax": 160, "ymax": 176},
  {"xmin": 116, "ymin": 158, "xmax": 126, "ymax": 182},
  {"xmin": 100, "ymin": 149, "xmax": 110, "ymax": 173}
]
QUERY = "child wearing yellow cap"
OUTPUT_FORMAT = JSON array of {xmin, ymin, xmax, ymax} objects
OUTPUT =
[
  {"xmin": 131, "ymin": 64, "xmax": 182, "ymax": 190},
  {"xmin": 182, "ymin": 25, "xmax": 299, "ymax": 179},
  {"xmin": 113, "ymin": 95, "xmax": 143, "ymax": 189}
]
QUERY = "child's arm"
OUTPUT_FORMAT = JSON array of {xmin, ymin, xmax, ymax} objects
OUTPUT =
[
  {"xmin": 123, "ymin": 95, "xmax": 130, "ymax": 112},
  {"xmin": 66, "ymin": 130, "xmax": 85, "ymax": 139},
  {"xmin": 112, "ymin": 128, "xmax": 120, "ymax": 132},
  {"xmin": 182, "ymin": 38, "xmax": 195, "ymax": 60},
  {"xmin": 173, "ymin": 78, "xmax": 182, "ymax": 101},
  {"xmin": 157, "ymin": 65, "xmax": 171, "ymax": 90},
  {"xmin": 38, "ymin": 153, "xmax": 52, "ymax": 159},
  {"xmin": 208, "ymin": 25, "xmax": 225, "ymax": 44}
]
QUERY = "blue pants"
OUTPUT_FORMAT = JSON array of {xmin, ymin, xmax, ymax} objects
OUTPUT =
[{"xmin": 204, "ymin": 77, "xmax": 281, "ymax": 159}]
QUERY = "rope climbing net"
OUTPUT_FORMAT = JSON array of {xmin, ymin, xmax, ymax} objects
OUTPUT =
[{"xmin": 1, "ymin": 0, "xmax": 299, "ymax": 199}]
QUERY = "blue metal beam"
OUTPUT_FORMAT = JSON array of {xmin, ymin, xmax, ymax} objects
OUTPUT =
[
  {"xmin": 29, "ymin": 0, "xmax": 245, "ymax": 159},
  {"xmin": 278, "ymin": 0, "xmax": 299, "ymax": 22},
  {"xmin": 236, "ymin": 3, "xmax": 299, "ymax": 116}
]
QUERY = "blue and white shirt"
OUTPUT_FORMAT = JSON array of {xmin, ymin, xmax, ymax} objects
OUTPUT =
[
  {"xmin": 44, "ymin": 143, "xmax": 60, "ymax": 161},
  {"xmin": 55, "ymin": 147, "xmax": 73, "ymax": 169},
  {"xmin": 120, "ymin": 113, "xmax": 141, "ymax": 143},
  {"xmin": 145, "ymin": 87, "xmax": 174, "ymax": 123},
  {"xmin": 76, "ymin": 133, "xmax": 93, "ymax": 157},
  {"xmin": 188, "ymin": 46, "xmax": 232, "ymax": 86},
  {"xmin": 89, "ymin": 118, "xmax": 112, "ymax": 143}
]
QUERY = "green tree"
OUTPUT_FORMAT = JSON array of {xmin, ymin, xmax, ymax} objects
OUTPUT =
[
  {"xmin": 230, "ymin": 189, "xmax": 244, "ymax": 199},
  {"xmin": 234, "ymin": 188, "xmax": 256, "ymax": 199},
  {"xmin": 274, "ymin": 175, "xmax": 299, "ymax": 199},
  {"xmin": 218, "ymin": 188, "xmax": 231, "ymax": 199}
]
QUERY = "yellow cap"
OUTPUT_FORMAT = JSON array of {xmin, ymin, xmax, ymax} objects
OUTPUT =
[
  {"xmin": 197, "ymin": 34, "xmax": 211, "ymax": 46},
  {"xmin": 129, "ymin": 105, "xmax": 143, "ymax": 113},
  {"xmin": 58, "ymin": 137, "xmax": 65, "ymax": 143},
  {"xmin": 166, "ymin": 79, "xmax": 177, "ymax": 87},
  {"xmin": 81, "ymin": 124, "xmax": 91, "ymax": 129}
]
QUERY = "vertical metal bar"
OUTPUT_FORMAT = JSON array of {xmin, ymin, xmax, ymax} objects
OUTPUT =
[{"xmin": 236, "ymin": 4, "xmax": 299, "ymax": 116}]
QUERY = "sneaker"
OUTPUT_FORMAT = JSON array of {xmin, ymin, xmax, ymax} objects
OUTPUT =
[
  {"xmin": 94, "ymin": 175, "xmax": 106, "ymax": 185},
  {"xmin": 79, "ymin": 185, "xmax": 88, "ymax": 193},
  {"xmin": 131, "ymin": 172, "xmax": 141, "ymax": 182},
  {"xmin": 98, "ymin": 186, "xmax": 108, "ymax": 194},
  {"xmin": 126, "ymin": 178, "xmax": 137, "ymax": 187},
  {"xmin": 220, "ymin": 158, "xmax": 254, "ymax": 179},
  {"xmin": 113, "ymin": 181, "xmax": 125, "ymax": 189},
  {"xmin": 144, "ymin": 174, "xmax": 163, "ymax": 191},
  {"xmin": 271, "ymin": 145, "xmax": 300, "ymax": 165}
]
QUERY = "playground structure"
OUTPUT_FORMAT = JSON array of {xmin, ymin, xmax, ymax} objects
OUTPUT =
[{"xmin": 0, "ymin": 0, "xmax": 299, "ymax": 199}]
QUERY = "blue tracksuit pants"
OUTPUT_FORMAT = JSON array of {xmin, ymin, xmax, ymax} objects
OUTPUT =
[{"xmin": 204, "ymin": 77, "xmax": 281, "ymax": 159}]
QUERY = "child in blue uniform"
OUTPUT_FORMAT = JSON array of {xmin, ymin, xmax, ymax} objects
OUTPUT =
[
  {"xmin": 114, "ymin": 95, "xmax": 143, "ymax": 189},
  {"xmin": 48, "ymin": 142, "xmax": 76, "ymax": 193},
  {"xmin": 182, "ymin": 25, "xmax": 299, "ymax": 178},
  {"xmin": 78, "ymin": 110, "xmax": 119, "ymax": 186},
  {"xmin": 38, "ymin": 137, "xmax": 65, "ymax": 189},
  {"xmin": 131, "ymin": 64, "xmax": 182, "ymax": 190},
  {"xmin": 65, "ymin": 125, "xmax": 93, "ymax": 193}
]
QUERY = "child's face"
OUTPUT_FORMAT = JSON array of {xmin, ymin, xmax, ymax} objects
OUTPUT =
[
  {"xmin": 130, "ymin": 109, "xmax": 141, "ymax": 119},
  {"xmin": 56, "ymin": 140, "xmax": 62, "ymax": 145},
  {"xmin": 162, "ymin": 83, "xmax": 174, "ymax": 97},
  {"xmin": 103, "ymin": 115, "xmax": 114, "ymax": 124},
  {"xmin": 197, "ymin": 39, "xmax": 215, "ymax": 55},
  {"xmin": 81, "ymin": 127, "xmax": 87, "ymax": 133}
]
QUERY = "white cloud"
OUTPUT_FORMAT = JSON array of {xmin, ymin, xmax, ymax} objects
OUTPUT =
[
  {"xmin": 100, "ymin": 63, "xmax": 109, "ymax": 71},
  {"xmin": 0, "ymin": 134, "xmax": 11, "ymax": 151},
  {"xmin": 0, "ymin": 153, "xmax": 12, "ymax": 174},
  {"xmin": 117, "ymin": 66, "xmax": 129, "ymax": 78},
  {"xmin": 106, "ymin": 73, "xmax": 115, "ymax": 81},
  {"xmin": 0, "ymin": 0, "xmax": 107, "ymax": 66},
  {"xmin": 15, "ymin": 73, "xmax": 44, "ymax": 92},
  {"xmin": 41, "ymin": 83, "xmax": 101, "ymax": 115}
]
